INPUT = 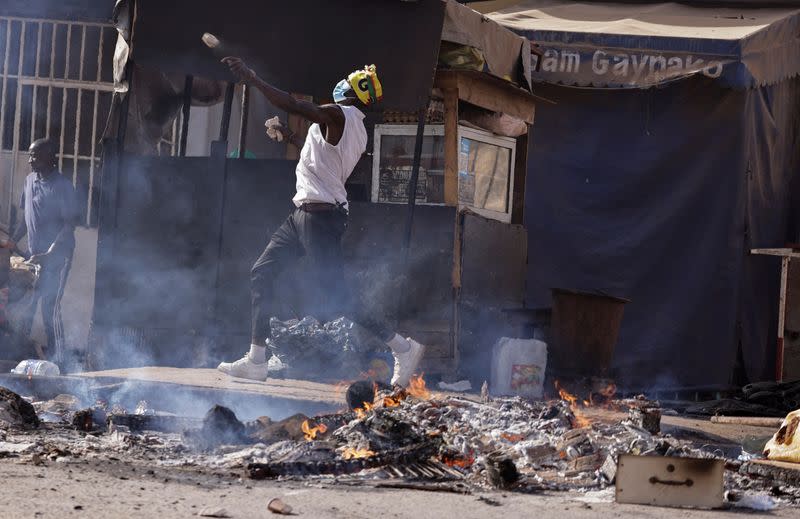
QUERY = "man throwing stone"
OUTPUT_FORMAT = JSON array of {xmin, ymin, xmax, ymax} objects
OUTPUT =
[{"xmin": 217, "ymin": 58, "xmax": 425, "ymax": 386}]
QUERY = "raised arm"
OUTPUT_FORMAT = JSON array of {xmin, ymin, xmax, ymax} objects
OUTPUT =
[{"xmin": 221, "ymin": 57, "xmax": 343, "ymax": 129}]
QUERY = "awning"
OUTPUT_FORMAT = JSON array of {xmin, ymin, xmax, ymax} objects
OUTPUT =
[
  {"xmin": 473, "ymin": 0, "xmax": 800, "ymax": 89},
  {"xmin": 442, "ymin": 0, "xmax": 533, "ymax": 90}
]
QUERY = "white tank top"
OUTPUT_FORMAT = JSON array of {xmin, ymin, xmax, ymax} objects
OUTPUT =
[{"xmin": 293, "ymin": 104, "xmax": 367, "ymax": 209}]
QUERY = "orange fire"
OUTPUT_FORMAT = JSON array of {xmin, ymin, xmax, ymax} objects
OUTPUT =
[
  {"xmin": 407, "ymin": 374, "xmax": 431, "ymax": 399},
  {"xmin": 341, "ymin": 446, "xmax": 375, "ymax": 460},
  {"xmin": 382, "ymin": 395, "xmax": 403, "ymax": 408},
  {"xmin": 554, "ymin": 380, "xmax": 591, "ymax": 428},
  {"xmin": 301, "ymin": 420, "xmax": 328, "ymax": 441},
  {"xmin": 354, "ymin": 401, "xmax": 374, "ymax": 420}
]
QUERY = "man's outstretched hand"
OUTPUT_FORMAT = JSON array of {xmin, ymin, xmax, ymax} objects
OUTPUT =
[{"xmin": 222, "ymin": 57, "xmax": 257, "ymax": 84}]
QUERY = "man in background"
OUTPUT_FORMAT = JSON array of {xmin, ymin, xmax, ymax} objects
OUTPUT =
[{"xmin": 7, "ymin": 139, "xmax": 78, "ymax": 367}]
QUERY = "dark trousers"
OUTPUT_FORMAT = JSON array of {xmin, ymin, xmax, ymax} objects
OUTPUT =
[
  {"xmin": 19, "ymin": 255, "xmax": 71, "ymax": 365},
  {"xmin": 251, "ymin": 208, "xmax": 392, "ymax": 345}
]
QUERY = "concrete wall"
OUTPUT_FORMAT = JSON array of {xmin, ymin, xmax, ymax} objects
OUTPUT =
[{"xmin": 61, "ymin": 227, "xmax": 97, "ymax": 353}]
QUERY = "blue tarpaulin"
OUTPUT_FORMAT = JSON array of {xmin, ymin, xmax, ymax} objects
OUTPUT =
[{"xmin": 478, "ymin": 1, "xmax": 800, "ymax": 389}]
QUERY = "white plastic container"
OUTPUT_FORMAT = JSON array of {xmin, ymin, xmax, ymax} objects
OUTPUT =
[
  {"xmin": 490, "ymin": 337, "xmax": 547, "ymax": 398},
  {"xmin": 11, "ymin": 359, "xmax": 60, "ymax": 377}
]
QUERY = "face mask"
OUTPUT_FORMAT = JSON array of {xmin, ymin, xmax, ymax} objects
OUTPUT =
[{"xmin": 332, "ymin": 79, "xmax": 353, "ymax": 104}]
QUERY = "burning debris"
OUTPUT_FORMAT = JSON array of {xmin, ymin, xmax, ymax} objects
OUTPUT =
[{"xmin": 0, "ymin": 379, "xmax": 798, "ymax": 510}]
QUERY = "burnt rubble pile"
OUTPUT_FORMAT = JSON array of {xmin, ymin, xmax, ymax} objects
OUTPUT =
[
  {"xmin": 257, "ymin": 390, "xmax": 716, "ymax": 491},
  {"xmin": 0, "ymin": 383, "xmax": 798, "ymax": 504}
]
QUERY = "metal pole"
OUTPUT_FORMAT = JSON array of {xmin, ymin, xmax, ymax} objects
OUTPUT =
[
  {"xmin": 218, "ymin": 81, "xmax": 235, "ymax": 141},
  {"xmin": 237, "ymin": 83, "xmax": 250, "ymax": 159},
  {"xmin": 178, "ymin": 74, "xmax": 193, "ymax": 156},
  {"xmin": 403, "ymin": 102, "xmax": 428, "ymax": 253}
]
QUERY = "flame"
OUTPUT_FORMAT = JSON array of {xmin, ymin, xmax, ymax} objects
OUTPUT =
[
  {"xmin": 407, "ymin": 374, "xmax": 431, "ymax": 399},
  {"xmin": 301, "ymin": 420, "xmax": 328, "ymax": 441},
  {"xmin": 354, "ymin": 401, "xmax": 374, "ymax": 420},
  {"xmin": 554, "ymin": 380, "xmax": 591, "ymax": 429},
  {"xmin": 382, "ymin": 395, "xmax": 402, "ymax": 408},
  {"xmin": 341, "ymin": 447, "xmax": 375, "ymax": 460}
]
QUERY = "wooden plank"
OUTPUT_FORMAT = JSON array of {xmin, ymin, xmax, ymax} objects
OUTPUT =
[
  {"xmin": 751, "ymin": 248, "xmax": 800, "ymax": 258},
  {"xmin": 785, "ymin": 259, "xmax": 800, "ymax": 381},
  {"xmin": 454, "ymin": 73, "xmax": 535, "ymax": 124},
  {"xmin": 710, "ymin": 416, "xmax": 784, "ymax": 427},
  {"xmin": 77, "ymin": 367, "xmax": 347, "ymax": 404},
  {"xmin": 443, "ymin": 87, "xmax": 459, "ymax": 207},
  {"xmin": 779, "ymin": 257, "xmax": 789, "ymax": 381},
  {"xmin": 743, "ymin": 460, "xmax": 800, "ymax": 486},
  {"xmin": 511, "ymin": 132, "xmax": 528, "ymax": 225},
  {"xmin": 452, "ymin": 211, "xmax": 464, "ymax": 290},
  {"xmin": 435, "ymin": 70, "xmax": 538, "ymax": 124}
]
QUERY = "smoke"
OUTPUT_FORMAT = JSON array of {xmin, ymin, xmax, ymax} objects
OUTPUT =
[{"xmin": 91, "ymin": 377, "xmax": 335, "ymax": 421}]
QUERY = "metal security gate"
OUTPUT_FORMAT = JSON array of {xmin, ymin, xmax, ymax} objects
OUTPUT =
[{"xmin": 0, "ymin": 16, "xmax": 117, "ymax": 230}]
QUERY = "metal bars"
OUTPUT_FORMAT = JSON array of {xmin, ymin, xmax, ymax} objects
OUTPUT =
[{"xmin": 0, "ymin": 16, "xmax": 115, "ymax": 228}]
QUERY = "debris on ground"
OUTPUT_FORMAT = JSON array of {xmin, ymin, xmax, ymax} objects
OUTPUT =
[
  {"xmin": 725, "ymin": 490, "xmax": 778, "ymax": 511},
  {"xmin": 267, "ymin": 497, "xmax": 293, "ymax": 515},
  {"xmin": 184, "ymin": 405, "xmax": 246, "ymax": 450},
  {"xmin": 0, "ymin": 376, "xmax": 798, "ymax": 509},
  {"xmin": 439, "ymin": 380, "xmax": 472, "ymax": 392},
  {"xmin": 198, "ymin": 506, "xmax": 231, "ymax": 518},
  {"xmin": 10, "ymin": 359, "xmax": 60, "ymax": 377},
  {"xmin": 764, "ymin": 409, "xmax": 800, "ymax": 463},
  {"xmin": 687, "ymin": 380, "xmax": 800, "ymax": 418},
  {"xmin": 246, "ymin": 413, "xmax": 309, "ymax": 443},
  {"xmin": 0, "ymin": 387, "xmax": 39, "ymax": 428},
  {"xmin": 268, "ymin": 316, "xmax": 384, "ymax": 380}
]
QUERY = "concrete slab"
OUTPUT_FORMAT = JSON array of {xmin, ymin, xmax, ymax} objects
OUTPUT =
[
  {"xmin": 0, "ymin": 367, "xmax": 347, "ymax": 421},
  {"xmin": 77, "ymin": 367, "xmax": 348, "ymax": 405}
]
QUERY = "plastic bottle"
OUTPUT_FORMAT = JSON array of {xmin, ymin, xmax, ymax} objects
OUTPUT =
[
  {"xmin": 490, "ymin": 338, "xmax": 547, "ymax": 398},
  {"xmin": 11, "ymin": 359, "xmax": 60, "ymax": 377}
]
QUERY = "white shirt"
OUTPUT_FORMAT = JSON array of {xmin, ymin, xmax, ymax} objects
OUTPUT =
[{"xmin": 293, "ymin": 104, "xmax": 367, "ymax": 209}]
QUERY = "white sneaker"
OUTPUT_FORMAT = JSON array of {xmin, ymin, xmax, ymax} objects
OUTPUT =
[
  {"xmin": 217, "ymin": 352, "xmax": 269, "ymax": 381},
  {"xmin": 390, "ymin": 337, "xmax": 426, "ymax": 386}
]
